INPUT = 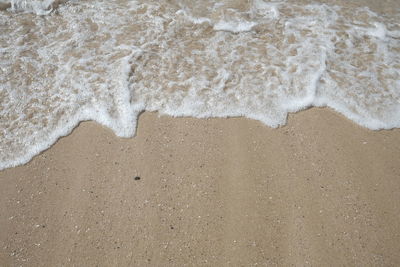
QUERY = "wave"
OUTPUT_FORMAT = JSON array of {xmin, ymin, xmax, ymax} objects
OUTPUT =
[{"xmin": 0, "ymin": 0, "xmax": 399, "ymax": 170}]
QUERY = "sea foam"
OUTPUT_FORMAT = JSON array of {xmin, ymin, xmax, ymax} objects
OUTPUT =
[
  {"xmin": 0, "ymin": 0, "xmax": 63, "ymax": 14},
  {"xmin": 0, "ymin": 0, "xmax": 399, "ymax": 170}
]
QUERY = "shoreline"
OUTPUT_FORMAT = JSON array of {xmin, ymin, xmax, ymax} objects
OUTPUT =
[
  {"xmin": 1, "ymin": 108, "xmax": 400, "ymax": 266},
  {"xmin": 2, "ymin": 104, "xmax": 399, "ymax": 172}
]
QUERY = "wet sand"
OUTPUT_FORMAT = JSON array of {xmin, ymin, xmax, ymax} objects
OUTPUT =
[{"xmin": 1, "ymin": 108, "xmax": 400, "ymax": 266}]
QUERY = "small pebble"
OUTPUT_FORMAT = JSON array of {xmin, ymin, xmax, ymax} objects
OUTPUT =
[{"xmin": 134, "ymin": 176, "xmax": 141, "ymax": 181}]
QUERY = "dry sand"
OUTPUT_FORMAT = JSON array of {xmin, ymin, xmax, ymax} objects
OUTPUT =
[{"xmin": 1, "ymin": 108, "xmax": 400, "ymax": 266}]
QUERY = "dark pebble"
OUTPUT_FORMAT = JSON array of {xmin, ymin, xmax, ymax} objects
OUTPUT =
[{"xmin": 134, "ymin": 176, "xmax": 141, "ymax": 181}]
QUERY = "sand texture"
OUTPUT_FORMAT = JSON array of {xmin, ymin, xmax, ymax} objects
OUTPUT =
[{"xmin": 1, "ymin": 108, "xmax": 400, "ymax": 266}]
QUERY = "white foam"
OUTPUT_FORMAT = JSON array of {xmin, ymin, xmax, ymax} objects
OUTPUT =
[
  {"xmin": 214, "ymin": 20, "xmax": 257, "ymax": 33},
  {"xmin": 0, "ymin": 0, "xmax": 399, "ymax": 170},
  {"xmin": 366, "ymin": 22, "xmax": 387, "ymax": 40},
  {"xmin": 3, "ymin": 0, "xmax": 57, "ymax": 15},
  {"xmin": 251, "ymin": 0, "xmax": 280, "ymax": 19},
  {"xmin": 176, "ymin": 10, "xmax": 212, "ymax": 25}
]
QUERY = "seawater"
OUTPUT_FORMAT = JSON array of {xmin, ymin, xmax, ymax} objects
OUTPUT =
[{"xmin": 0, "ymin": 0, "xmax": 399, "ymax": 170}]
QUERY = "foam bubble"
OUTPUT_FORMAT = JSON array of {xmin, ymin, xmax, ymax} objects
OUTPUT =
[
  {"xmin": 214, "ymin": 20, "xmax": 258, "ymax": 33},
  {"xmin": 366, "ymin": 22, "xmax": 387, "ymax": 40}
]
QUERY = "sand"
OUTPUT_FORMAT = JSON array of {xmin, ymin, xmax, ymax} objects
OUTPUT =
[{"xmin": 1, "ymin": 108, "xmax": 400, "ymax": 266}]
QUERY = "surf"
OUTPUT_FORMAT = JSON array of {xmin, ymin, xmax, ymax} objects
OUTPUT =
[{"xmin": 0, "ymin": 0, "xmax": 399, "ymax": 170}]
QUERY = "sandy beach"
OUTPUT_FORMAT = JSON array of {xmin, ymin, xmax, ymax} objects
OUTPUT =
[
  {"xmin": 1, "ymin": 108, "xmax": 400, "ymax": 266},
  {"xmin": 1, "ymin": 0, "xmax": 400, "ymax": 265}
]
